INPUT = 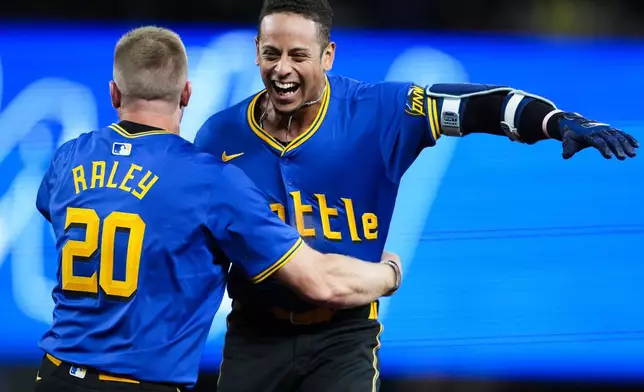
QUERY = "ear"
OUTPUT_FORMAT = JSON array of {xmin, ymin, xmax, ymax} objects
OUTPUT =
[
  {"xmin": 322, "ymin": 41, "xmax": 336, "ymax": 72},
  {"xmin": 255, "ymin": 36, "xmax": 260, "ymax": 66},
  {"xmin": 180, "ymin": 81, "xmax": 192, "ymax": 108},
  {"xmin": 109, "ymin": 81, "xmax": 121, "ymax": 109}
]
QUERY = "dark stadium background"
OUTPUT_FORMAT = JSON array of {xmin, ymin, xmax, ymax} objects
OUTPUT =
[
  {"xmin": 1, "ymin": 1, "xmax": 644, "ymax": 391},
  {"xmin": 4, "ymin": 0, "xmax": 644, "ymax": 36}
]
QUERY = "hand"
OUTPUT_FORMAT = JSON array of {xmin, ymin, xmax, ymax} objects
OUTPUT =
[
  {"xmin": 559, "ymin": 112, "xmax": 639, "ymax": 160},
  {"xmin": 381, "ymin": 250, "xmax": 402, "ymax": 296}
]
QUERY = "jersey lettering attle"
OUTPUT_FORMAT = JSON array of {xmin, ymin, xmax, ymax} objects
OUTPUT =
[
  {"xmin": 195, "ymin": 75, "xmax": 438, "ymax": 311},
  {"xmin": 36, "ymin": 121, "xmax": 303, "ymax": 387}
]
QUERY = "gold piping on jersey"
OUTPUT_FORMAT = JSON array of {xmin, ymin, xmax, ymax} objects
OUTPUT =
[
  {"xmin": 428, "ymin": 97, "xmax": 441, "ymax": 141},
  {"xmin": 250, "ymin": 238, "xmax": 304, "ymax": 284},
  {"xmin": 247, "ymin": 76, "xmax": 331, "ymax": 156},
  {"xmin": 108, "ymin": 123, "xmax": 171, "ymax": 138},
  {"xmin": 371, "ymin": 323, "xmax": 384, "ymax": 392}
]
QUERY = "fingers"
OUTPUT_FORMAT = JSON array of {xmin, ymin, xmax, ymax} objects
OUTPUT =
[
  {"xmin": 561, "ymin": 124, "xmax": 638, "ymax": 160},
  {"xmin": 562, "ymin": 145, "xmax": 576, "ymax": 159},
  {"xmin": 599, "ymin": 130, "xmax": 639, "ymax": 160},
  {"xmin": 561, "ymin": 128, "xmax": 582, "ymax": 159},
  {"xmin": 609, "ymin": 130, "xmax": 637, "ymax": 158},
  {"xmin": 599, "ymin": 131, "xmax": 626, "ymax": 160},
  {"xmin": 624, "ymin": 133, "xmax": 640, "ymax": 149},
  {"xmin": 588, "ymin": 135, "xmax": 613, "ymax": 159}
]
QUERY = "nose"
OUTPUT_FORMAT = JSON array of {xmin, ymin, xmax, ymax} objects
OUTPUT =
[{"xmin": 274, "ymin": 57, "xmax": 293, "ymax": 77}]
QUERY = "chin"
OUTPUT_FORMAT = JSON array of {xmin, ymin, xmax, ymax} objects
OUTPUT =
[
  {"xmin": 269, "ymin": 92, "xmax": 303, "ymax": 114},
  {"xmin": 273, "ymin": 102, "xmax": 302, "ymax": 115}
]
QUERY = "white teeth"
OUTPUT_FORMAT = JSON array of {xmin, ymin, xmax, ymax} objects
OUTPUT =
[{"xmin": 274, "ymin": 81, "xmax": 297, "ymax": 89}]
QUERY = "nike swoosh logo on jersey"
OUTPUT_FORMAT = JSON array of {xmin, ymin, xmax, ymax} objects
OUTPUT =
[{"xmin": 221, "ymin": 151, "xmax": 244, "ymax": 162}]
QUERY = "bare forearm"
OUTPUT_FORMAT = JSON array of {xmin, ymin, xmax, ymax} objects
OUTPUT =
[
  {"xmin": 317, "ymin": 254, "xmax": 397, "ymax": 309},
  {"xmin": 274, "ymin": 244, "xmax": 400, "ymax": 309}
]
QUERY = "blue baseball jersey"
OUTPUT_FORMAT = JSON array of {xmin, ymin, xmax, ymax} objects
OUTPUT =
[
  {"xmin": 195, "ymin": 74, "xmax": 439, "ymax": 311},
  {"xmin": 36, "ymin": 121, "xmax": 303, "ymax": 387}
]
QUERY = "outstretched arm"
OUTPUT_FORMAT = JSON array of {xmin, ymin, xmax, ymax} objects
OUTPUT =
[
  {"xmin": 423, "ymin": 83, "xmax": 639, "ymax": 160},
  {"xmin": 368, "ymin": 81, "xmax": 638, "ymax": 185}
]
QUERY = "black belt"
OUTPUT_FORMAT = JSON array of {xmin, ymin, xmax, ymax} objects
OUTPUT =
[
  {"xmin": 232, "ymin": 301, "xmax": 379, "ymax": 325},
  {"xmin": 39, "ymin": 353, "xmax": 183, "ymax": 391}
]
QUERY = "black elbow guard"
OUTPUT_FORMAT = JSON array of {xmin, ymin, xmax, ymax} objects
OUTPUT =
[{"xmin": 501, "ymin": 90, "xmax": 563, "ymax": 144}]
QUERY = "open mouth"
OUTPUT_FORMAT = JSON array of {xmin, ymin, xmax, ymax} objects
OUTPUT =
[{"xmin": 272, "ymin": 80, "xmax": 301, "ymax": 97}]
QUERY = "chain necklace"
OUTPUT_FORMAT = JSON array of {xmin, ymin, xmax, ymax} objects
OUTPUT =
[{"xmin": 259, "ymin": 85, "xmax": 327, "ymax": 143}]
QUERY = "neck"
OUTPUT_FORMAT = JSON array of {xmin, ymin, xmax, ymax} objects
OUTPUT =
[
  {"xmin": 262, "ymin": 83, "xmax": 326, "ymax": 140},
  {"xmin": 266, "ymin": 100, "xmax": 321, "ymax": 136},
  {"xmin": 118, "ymin": 101, "xmax": 181, "ymax": 135}
]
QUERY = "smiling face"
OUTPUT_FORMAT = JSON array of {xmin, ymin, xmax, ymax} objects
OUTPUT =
[{"xmin": 256, "ymin": 12, "xmax": 335, "ymax": 114}]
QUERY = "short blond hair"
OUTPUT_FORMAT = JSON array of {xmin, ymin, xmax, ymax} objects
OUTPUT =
[{"xmin": 113, "ymin": 26, "xmax": 187, "ymax": 103}]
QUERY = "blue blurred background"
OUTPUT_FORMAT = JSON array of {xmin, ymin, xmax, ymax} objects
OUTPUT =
[{"xmin": 1, "ymin": 1, "xmax": 644, "ymax": 391}]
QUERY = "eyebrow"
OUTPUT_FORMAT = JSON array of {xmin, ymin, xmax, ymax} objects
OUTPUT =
[{"xmin": 262, "ymin": 45, "xmax": 312, "ymax": 54}]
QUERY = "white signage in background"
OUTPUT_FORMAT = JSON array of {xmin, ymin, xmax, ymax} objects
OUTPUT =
[{"xmin": 0, "ymin": 53, "xmax": 98, "ymax": 325}]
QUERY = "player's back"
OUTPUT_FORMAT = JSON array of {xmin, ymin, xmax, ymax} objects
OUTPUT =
[{"xmin": 37, "ymin": 121, "xmax": 227, "ymax": 386}]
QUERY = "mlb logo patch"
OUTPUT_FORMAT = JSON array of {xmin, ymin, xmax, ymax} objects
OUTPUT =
[
  {"xmin": 112, "ymin": 142, "xmax": 132, "ymax": 156},
  {"xmin": 69, "ymin": 365, "xmax": 87, "ymax": 379}
]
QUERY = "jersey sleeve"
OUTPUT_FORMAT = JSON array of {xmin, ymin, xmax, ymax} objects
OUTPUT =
[
  {"xmin": 36, "ymin": 167, "xmax": 53, "ymax": 222},
  {"xmin": 36, "ymin": 140, "xmax": 75, "ymax": 223},
  {"xmin": 206, "ymin": 163, "xmax": 304, "ymax": 284},
  {"xmin": 366, "ymin": 81, "xmax": 440, "ymax": 183},
  {"xmin": 193, "ymin": 114, "xmax": 221, "ymax": 156}
]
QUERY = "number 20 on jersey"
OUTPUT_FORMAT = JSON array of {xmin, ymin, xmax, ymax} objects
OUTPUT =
[{"xmin": 62, "ymin": 207, "xmax": 145, "ymax": 300}]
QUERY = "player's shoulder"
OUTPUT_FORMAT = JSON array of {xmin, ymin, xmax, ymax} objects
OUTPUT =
[
  {"xmin": 178, "ymin": 142, "xmax": 257, "ymax": 204},
  {"xmin": 327, "ymin": 74, "xmax": 365, "ymax": 100},
  {"xmin": 328, "ymin": 74, "xmax": 413, "ymax": 103},
  {"xmin": 194, "ymin": 93, "xmax": 257, "ymax": 151},
  {"xmin": 198, "ymin": 94, "xmax": 255, "ymax": 134},
  {"xmin": 50, "ymin": 128, "xmax": 102, "ymax": 166},
  {"xmin": 170, "ymin": 137, "xmax": 233, "ymax": 177}
]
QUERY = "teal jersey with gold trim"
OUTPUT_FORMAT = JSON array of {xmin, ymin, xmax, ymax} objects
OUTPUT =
[
  {"xmin": 195, "ymin": 75, "xmax": 435, "ymax": 311},
  {"xmin": 36, "ymin": 121, "xmax": 303, "ymax": 386}
]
